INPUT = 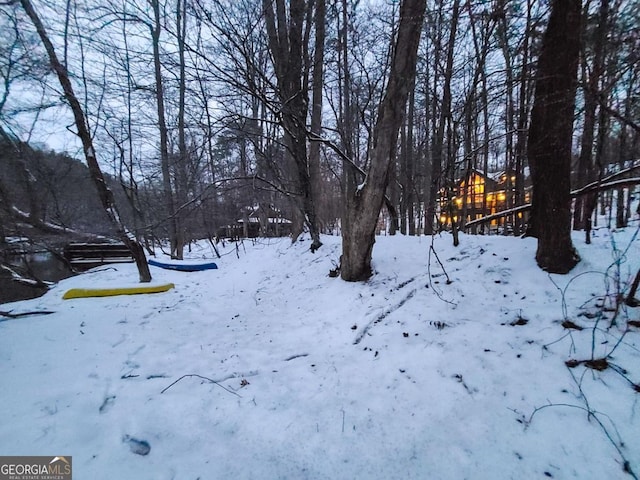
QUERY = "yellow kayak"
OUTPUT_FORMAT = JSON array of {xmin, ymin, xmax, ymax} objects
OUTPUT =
[{"xmin": 63, "ymin": 283, "xmax": 175, "ymax": 300}]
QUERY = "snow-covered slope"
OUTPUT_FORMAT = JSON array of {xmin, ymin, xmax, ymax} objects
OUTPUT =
[{"xmin": 1, "ymin": 228, "xmax": 639, "ymax": 479}]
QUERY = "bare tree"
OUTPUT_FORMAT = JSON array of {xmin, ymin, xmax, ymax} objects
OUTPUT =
[
  {"xmin": 573, "ymin": 0, "xmax": 609, "ymax": 231},
  {"xmin": 308, "ymin": 0, "xmax": 325, "ymax": 232},
  {"xmin": 19, "ymin": 0, "xmax": 152, "ymax": 282},
  {"xmin": 262, "ymin": 0, "xmax": 323, "ymax": 252},
  {"xmin": 149, "ymin": 0, "xmax": 180, "ymax": 259},
  {"xmin": 173, "ymin": 0, "xmax": 189, "ymax": 258},
  {"xmin": 437, "ymin": 0, "xmax": 460, "ymax": 245}
]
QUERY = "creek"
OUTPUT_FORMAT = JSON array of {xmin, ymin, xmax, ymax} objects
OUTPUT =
[{"xmin": 1, "ymin": 251, "xmax": 74, "ymax": 304}]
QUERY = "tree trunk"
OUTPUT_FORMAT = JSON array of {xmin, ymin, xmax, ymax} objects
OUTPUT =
[
  {"xmin": 341, "ymin": 0, "xmax": 426, "ymax": 281},
  {"xmin": 424, "ymin": 2, "xmax": 444, "ymax": 236},
  {"xmin": 402, "ymin": 80, "xmax": 416, "ymax": 236},
  {"xmin": 497, "ymin": 0, "xmax": 515, "ymax": 227},
  {"xmin": 616, "ymin": 127, "xmax": 628, "ymax": 228},
  {"xmin": 20, "ymin": 0, "xmax": 151, "ymax": 282},
  {"xmin": 150, "ymin": 0, "xmax": 179, "ymax": 258},
  {"xmin": 426, "ymin": 0, "xmax": 460, "ymax": 238},
  {"xmin": 337, "ymin": 0, "xmax": 357, "ymax": 241},
  {"xmin": 388, "ymin": 148, "xmax": 399, "ymax": 236},
  {"xmin": 585, "ymin": 85, "xmax": 610, "ymax": 243},
  {"xmin": 573, "ymin": 0, "xmax": 609, "ymax": 231},
  {"xmin": 526, "ymin": 0, "xmax": 581, "ymax": 274},
  {"xmin": 514, "ymin": 0, "xmax": 533, "ymax": 236},
  {"xmin": 308, "ymin": 0, "xmax": 325, "ymax": 234},
  {"xmin": 174, "ymin": 0, "xmax": 189, "ymax": 259}
]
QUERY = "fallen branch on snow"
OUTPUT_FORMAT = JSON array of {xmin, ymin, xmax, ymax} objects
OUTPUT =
[{"xmin": 0, "ymin": 310, "xmax": 56, "ymax": 319}]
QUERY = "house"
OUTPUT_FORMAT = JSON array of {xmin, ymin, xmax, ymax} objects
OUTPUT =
[
  {"xmin": 218, "ymin": 204, "xmax": 293, "ymax": 240},
  {"xmin": 438, "ymin": 169, "xmax": 531, "ymax": 231}
]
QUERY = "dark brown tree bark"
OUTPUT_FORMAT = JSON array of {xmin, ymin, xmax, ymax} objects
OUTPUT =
[
  {"xmin": 20, "ymin": 0, "xmax": 152, "ymax": 282},
  {"xmin": 526, "ymin": 0, "xmax": 581, "ymax": 273},
  {"xmin": 340, "ymin": 0, "xmax": 426, "ymax": 281}
]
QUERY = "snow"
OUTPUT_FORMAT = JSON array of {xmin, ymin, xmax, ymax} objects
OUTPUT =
[{"xmin": 1, "ymin": 226, "xmax": 639, "ymax": 479}]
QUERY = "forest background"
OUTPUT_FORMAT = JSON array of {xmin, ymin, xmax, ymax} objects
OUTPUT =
[{"xmin": 1, "ymin": 0, "xmax": 640, "ymax": 285}]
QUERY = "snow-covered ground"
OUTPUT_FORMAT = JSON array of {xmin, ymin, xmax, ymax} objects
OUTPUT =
[{"xmin": 1, "ymin": 227, "xmax": 639, "ymax": 479}]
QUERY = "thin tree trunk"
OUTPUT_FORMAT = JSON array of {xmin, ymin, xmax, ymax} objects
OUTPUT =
[
  {"xmin": 421, "ymin": 28, "xmax": 432, "ymax": 235},
  {"xmin": 121, "ymin": 5, "xmax": 146, "ymax": 242},
  {"xmin": 174, "ymin": 0, "xmax": 188, "ymax": 259},
  {"xmin": 573, "ymin": 0, "xmax": 609, "ymax": 230},
  {"xmin": 497, "ymin": 0, "xmax": 515, "ymax": 228},
  {"xmin": 427, "ymin": 0, "xmax": 460, "ymax": 238},
  {"xmin": 424, "ymin": 2, "xmax": 444, "ymax": 236},
  {"xmin": 616, "ymin": 126, "xmax": 628, "ymax": 228},
  {"xmin": 615, "ymin": 71, "xmax": 634, "ymax": 229},
  {"xmin": 338, "ymin": 0, "xmax": 357, "ymax": 240},
  {"xmin": 439, "ymin": 0, "xmax": 460, "ymax": 238},
  {"xmin": 585, "ymin": 81, "xmax": 610, "ymax": 243},
  {"xmin": 401, "ymin": 79, "xmax": 416, "ymax": 236},
  {"xmin": 513, "ymin": 0, "xmax": 533, "ymax": 236},
  {"xmin": 150, "ymin": 0, "xmax": 179, "ymax": 258},
  {"xmin": 309, "ymin": 0, "xmax": 325, "ymax": 234},
  {"xmin": 20, "ymin": 0, "xmax": 151, "ymax": 282},
  {"xmin": 389, "ymin": 143, "xmax": 399, "ymax": 235}
]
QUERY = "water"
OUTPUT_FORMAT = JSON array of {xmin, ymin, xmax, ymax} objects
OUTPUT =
[{"xmin": 1, "ymin": 251, "xmax": 74, "ymax": 304}]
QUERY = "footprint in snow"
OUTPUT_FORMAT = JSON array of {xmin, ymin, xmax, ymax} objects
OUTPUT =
[
  {"xmin": 123, "ymin": 435, "xmax": 151, "ymax": 456},
  {"xmin": 485, "ymin": 266, "xmax": 511, "ymax": 284},
  {"xmin": 98, "ymin": 395, "xmax": 116, "ymax": 414}
]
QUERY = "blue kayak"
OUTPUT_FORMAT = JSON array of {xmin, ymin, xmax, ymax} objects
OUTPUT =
[{"xmin": 148, "ymin": 258, "xmax": 218, "ymax": 272}]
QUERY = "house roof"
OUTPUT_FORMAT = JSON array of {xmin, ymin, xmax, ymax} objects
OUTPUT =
[{"xmin": 236, "ymin": 217, "xmax": 292, "ymax": 224}]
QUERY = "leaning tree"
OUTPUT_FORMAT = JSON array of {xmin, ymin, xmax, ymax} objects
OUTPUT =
[
  {"xmin": 340, "ymin": 0, "xmax": 427, "ymax": 281},
  {"xmin": 20, "ymin": 0, "xmax": 152, "ymax": 282}
]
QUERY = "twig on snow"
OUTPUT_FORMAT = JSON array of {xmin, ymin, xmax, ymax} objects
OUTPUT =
[
  {"xmin": 426, "ymin": 234, "xmax": 456, "ymax": 307},
  {"xmin": 527, "ymin": 401, "xmax": 636, "ymax": 479},
  {"xmin": 160, "ymin": 374, "xmax": 241, "ymax": 397}
]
